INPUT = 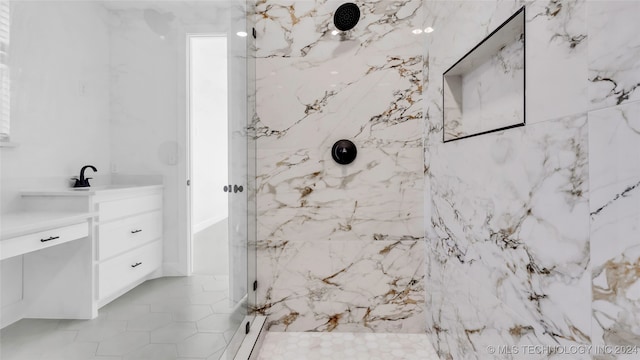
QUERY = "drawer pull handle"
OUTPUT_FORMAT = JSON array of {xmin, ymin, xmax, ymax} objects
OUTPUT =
[
  {"xmin": 40, "ymin": 236, "xmax": 60, "ymax": 242},
  {"xmin": 131, "ymin": 229, "xmax": 143, "ymax": 234},
  {"xmin": 131, "ymin": 262, "xmax": 142, "ymax": 268}
]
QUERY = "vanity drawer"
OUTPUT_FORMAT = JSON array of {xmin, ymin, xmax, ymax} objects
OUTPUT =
[
  {"xmin": 98, "ymin": 194, "xmax": 162, "ymax": 222},
  {"xmin": 98, "ymin": 240, "xmax": 162, "ymax": 300},
  {"xmin": 0, "ymin": 222, "xmax": 88, "ymax": 260},
  {"xmin": 98, "ymin": 211, "xmax": 162, "ymax": 260}
]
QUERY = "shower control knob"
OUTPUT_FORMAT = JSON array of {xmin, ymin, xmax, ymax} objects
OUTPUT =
[{"xmin": 332, "ymin": 139, "xmax": 357, "ymax": 165}]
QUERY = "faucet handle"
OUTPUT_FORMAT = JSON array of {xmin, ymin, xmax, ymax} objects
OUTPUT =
[{"xmin": 72, "ymin": 177, "xmax": 85, "ymax": 188}]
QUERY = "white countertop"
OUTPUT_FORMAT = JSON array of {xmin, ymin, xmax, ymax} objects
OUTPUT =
[
  {"xmin": 20, "ymin": 184, "xmax": 163, "ymax": 197},
  {"xmin": 1, "ymin": 211, "xmax": 96, "ymax": 240}
]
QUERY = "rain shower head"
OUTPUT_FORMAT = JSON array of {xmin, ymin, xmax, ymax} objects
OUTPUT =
[{"xmin": 333, "ymin": 3, "xmax": 360, "ymax": 32}]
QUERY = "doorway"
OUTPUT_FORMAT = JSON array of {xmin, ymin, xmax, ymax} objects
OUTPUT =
[{"xmin": 188, "ymin": 35, "xmax": 229, "ymax": 277}]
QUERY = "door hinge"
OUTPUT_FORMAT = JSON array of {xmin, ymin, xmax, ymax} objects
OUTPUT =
[{"xmin": 253, "ymin": 280, "xmax": 257, "ymax": 291}]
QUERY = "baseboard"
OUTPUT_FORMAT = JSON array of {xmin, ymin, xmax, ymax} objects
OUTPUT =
[
  {"xmin": 162, "ymin": 262, "xmax": 187, "ymax": 276},
  {"xmin": 1, "ymin": 300, "xmax": 25, "ymax": 329},
  {"xmin": 193, "ymin": 217, "xmax": 227, "ymax": 234}
]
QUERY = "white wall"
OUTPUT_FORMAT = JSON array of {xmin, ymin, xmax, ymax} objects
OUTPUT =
[
  {"xmin": 0, "ymin": 1, "xmax": 111, "ymax": 214},
  {"xmin": 108, "ymin": 7, "xmax": 183, "ymax": 274},
  {"xmin": 0, "ymin": 1, "xmax": 110, "ymax": 316},
  {"xmin": 190, "ymin": 36, "xmax": 228, "ymax": 233}
]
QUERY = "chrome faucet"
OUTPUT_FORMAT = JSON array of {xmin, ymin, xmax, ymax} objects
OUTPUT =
[{"xmin": 72, "ymin": 165, "xmax": 97, "ymax": 188}]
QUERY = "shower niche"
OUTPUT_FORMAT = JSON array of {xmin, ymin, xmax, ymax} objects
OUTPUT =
[{"xmin": 443, "ymin": 7, "xmax": 525, "ymax": 142}]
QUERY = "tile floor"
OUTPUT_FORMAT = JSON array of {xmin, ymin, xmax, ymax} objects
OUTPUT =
[
  {"xmin": 0, "ymin": 275, "xmax": 245, "ymax": 360},
  {"xmin": 255, "ymin": 331, "xmax": 441, "ymax": 360}
]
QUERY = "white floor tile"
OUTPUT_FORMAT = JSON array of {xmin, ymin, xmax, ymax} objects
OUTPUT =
[
  {"xmin": 0, "ymin": 276, "xmax": 242, "ymax": 360},
  {"xmin": 126, "ymin": 312, "xmax": 173, "ymax": 332},
  {"xmin": 171, "ymin": 304, "xmax": 214, "ymax": 322},
  {"xmin": 190, "ymin": 291, "xmax": 227, "ymax": 305},
  {"xmin": 150, "ymin": 322, "xmax": 198, "ymax": 344},
  {"xmin": 123, "ymin": 343, "xmax": 178, "ymax": 360},
  {"xmin": 95, "ymin": 331, "xmax": 149, "ymax": 356},
  {"xmin": 149, "ymin": 296, "xmax": 193, "ymax": 313},
  {"xmin": 103, "ymin": 304, "xmax": 150, "ymax": 321},
  {"xmin": 73, "ymin": 319, "xmax": 128, "ymax": 342},
  {"xmin": 41, "ymin": 341, "xmax": 99, "ymax": 360},
  {"xmin": 197, "ymin": 314, "xmax": 237, "ymax": 333},
  {"xmin": 176, "ymin": 333, "xmax": 227, "ymax": 358}
]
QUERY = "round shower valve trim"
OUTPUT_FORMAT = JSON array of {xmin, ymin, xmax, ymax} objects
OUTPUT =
[{"xmin": 332, "ymin": 139, "xmax": 357, "ymax": 165}]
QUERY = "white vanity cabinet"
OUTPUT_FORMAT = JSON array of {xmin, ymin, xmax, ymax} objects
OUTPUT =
[
  {"xmin": 1, "ymin": 221, "xmax": 89, "ymax": 261},
  {"xmin": 0, "ymin": 212, "xmax": 95, "ymax": 328},
  {"xmin": 92, "ymin": 187, "xmax": 164, "ymax": 305},
  {"xmin": 18, "ymin": 185, "xmax": 165, "ymax": 311}
]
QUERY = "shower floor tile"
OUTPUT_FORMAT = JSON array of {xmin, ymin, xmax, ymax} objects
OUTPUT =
[{"xmin": 256, "ymin": 332, "xmax": 440, "ymax": 360}]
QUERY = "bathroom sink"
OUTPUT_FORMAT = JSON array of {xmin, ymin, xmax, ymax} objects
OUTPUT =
[
  {"xmin": 21, "ymin": 185, "xmax": 163, "ymax": 197},
  {"xmin": 70, "ymin": 185, "xmax": 131, "ymax": 191}
]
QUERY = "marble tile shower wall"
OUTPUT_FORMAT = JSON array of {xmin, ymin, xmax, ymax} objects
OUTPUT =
[
  {"xmin": 253, "ymin": 0, "xmax": 426, "ymax": 333},
  {"xmin": 588, "ymin": 1, "xmax": 640, "ymax": 350},
  {"xmin": 424, "ymin": 1, "xmax": 640, "ymax": 359}
]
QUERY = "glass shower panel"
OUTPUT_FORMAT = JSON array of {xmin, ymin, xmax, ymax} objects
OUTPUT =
[{"xmin": 0, "ymin": 1, "xmax": 255, "ymax": 359}]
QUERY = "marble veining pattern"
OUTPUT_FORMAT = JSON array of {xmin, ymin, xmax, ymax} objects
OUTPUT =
[
  {"xmin": 425, "ymin": 0, "xmax": 588, "ymax": 146},
  {"xmin": 587, "ymin": 1, "xmax": 640, "ymax": 110},
  {"xmin": 255, "ymin": 0, "xmax": 425, "ymax": 333},
  {"xmin": 425, "ymin": 260, "xmax": 557, "ymax": 360},
  {"xmin": 256, "ymin": 146, "xmax": 423, "ymax": 243},
  {"xmin": 254, "ymin": 0, "xmax": 423, "ymax": 59},
  {"xmin": 443, "ymin": 28, "xmax": 525, "ymax": 141},
  {"xmin": 589, "ymin": 100, "xmax": 640, "ymax": 348},
  {"xmin": 254, "ymin": 54, "xmax": 423, "ymax": 149},
  {"xmin": 424, "ymin": 0, "xmax": 640, "ymax": 359},
  {"xmin": 426, "ymin": 115, "xmax": 591, "ymax": 357},
  {"xmin": 255, "ymin": 240, "xmax": 424, "ymax": 333}
]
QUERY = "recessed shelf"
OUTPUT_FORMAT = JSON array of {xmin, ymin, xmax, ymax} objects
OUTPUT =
[{"xmin": 443, "ymin": 7, "xmax": 525, "ymax": 142}]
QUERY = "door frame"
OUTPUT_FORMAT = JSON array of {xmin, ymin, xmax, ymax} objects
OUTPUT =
[{"xmin": 180, "ymin": 31, "xmax": 229, "ymax": 276}]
